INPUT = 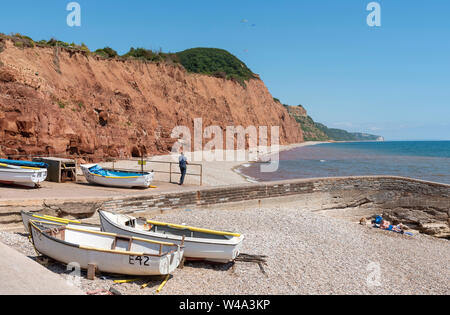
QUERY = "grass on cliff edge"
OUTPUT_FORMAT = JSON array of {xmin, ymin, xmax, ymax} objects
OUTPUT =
[{"xmin": 0, "ymin": 33, "xmax": 257, "ymax": 87}]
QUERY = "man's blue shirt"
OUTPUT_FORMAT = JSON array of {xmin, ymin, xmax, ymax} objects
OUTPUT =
[{"xmin": 179, "ymin": 155, "xmax": 187, "ymax": 168}]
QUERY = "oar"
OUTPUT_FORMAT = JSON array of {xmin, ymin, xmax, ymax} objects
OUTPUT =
[
  {"xmin": 156, "ymin": 274, "xmax": 170, "ymax": 294},
  {"xmin": 141, "ymin": 280, "xmax": 152, "ymax": 289},
  {"xmin": 113, "ymin": 278, "xmax": 140, "ymax": 284}
]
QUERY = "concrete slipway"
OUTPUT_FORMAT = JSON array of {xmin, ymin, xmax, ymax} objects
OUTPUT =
[{"xmin": 0, "ymin": 241, "xmax": 83, "ymax": 295}]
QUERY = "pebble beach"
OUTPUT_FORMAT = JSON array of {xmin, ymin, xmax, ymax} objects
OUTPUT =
[{"xmin": 1, "ymin": 204, "xmax": 448, "ymax": 295}]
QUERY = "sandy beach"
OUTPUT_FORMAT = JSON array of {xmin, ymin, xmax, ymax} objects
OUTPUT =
[
  {"xmin": 101, "ymin": 141, "xmax": 326, "ymax": 187},
  {"xmin": 0, "ymin": 141, "xmax": 323, "ymax": 208}
]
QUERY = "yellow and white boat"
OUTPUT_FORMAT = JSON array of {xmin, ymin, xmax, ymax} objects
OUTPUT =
[
  {"xmin": 29, "ymin": 220, "xmax": 184, "ymax": 276},
  {"xmin": 80, "ymin": 164, "xmax": 153, "ymax": 188},
  {"xmin": 99, "ymin": 210, "xmax": 244, "ymax": 263}
]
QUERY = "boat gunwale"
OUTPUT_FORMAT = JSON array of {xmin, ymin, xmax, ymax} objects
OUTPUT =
[
  {"xmin": 30, "ymin": 219, "xmax": 180, "ymax": 247},
  {"xmin": 29, "ymin": 220, "xmax": 181, "ymax": 258},
  {"xmin": 21, "ymin": 211, "xmax": 100, "ymax": 228},
  {"xmin": 146, "ymin": 219, "xmax": 241, "ymax": 238},
  {"xmin": 99, "ymin": 210, "xmax": 244, "ymax": 246},
  {"xmin": 0, "ymin": 165, "xmax": 47, "ymax": 172},
  {"xmin": 0, "ymin": 160, "xmax": 48, "ymax": 170},
  {"xmin": 30, "ymin": 221, "xmax": 80, "ymax": 250}
]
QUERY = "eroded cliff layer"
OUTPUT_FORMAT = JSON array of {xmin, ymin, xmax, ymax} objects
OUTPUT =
[{"xmin": 0, "ymin": 38, "xmax": 303, "ymax": 158}]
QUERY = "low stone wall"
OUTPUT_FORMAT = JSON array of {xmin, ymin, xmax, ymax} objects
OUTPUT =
[
  {"xmin": 2, "ymin": 176, "xmax": 449, "ymax": 237},
  {"xmin": 99, "ymin": 176, "xmax": 448, "ymax": 212},
  {"xmin": 99, "ymin": 176, "xmax": 449, "ymax": 238}
]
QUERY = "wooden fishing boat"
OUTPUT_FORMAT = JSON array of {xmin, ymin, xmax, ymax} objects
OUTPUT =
[
  {"xmin": 99, "ymin": 210, "xmax": 244, "ymax": 263},
  {"xmin": 21, "ymin": 211, "xmax": 100, "ymax": 233},
  {"xmin": 0, "ymin": 160, "xmax": 47, "ymax": 188},
  {"xmin": 29, "ymin": 220, "xmax": 184, "ymax": 276},
  {"xmin": 80, "ymin": 164, "xmax": 154, "ymax": 188}
]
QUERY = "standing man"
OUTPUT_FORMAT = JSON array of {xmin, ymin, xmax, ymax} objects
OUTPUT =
[{"xmin": 179, "ymin": 151, "xmax": 188, "ymax": 185}]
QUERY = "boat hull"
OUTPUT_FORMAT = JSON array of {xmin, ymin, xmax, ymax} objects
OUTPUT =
[
  {"xmin": 80, "ymin": 164, "xmax": 153, "ymax": 188},
  {"xmin": 0, "ymin": 168, "xmax": 47, "ymax": 188},
  {"xmin": 30, "ymin": 222, "xmax": 184, "ymax": 276},
  {"xmin": 99, "ymin": 211, "xmax": 243, "ymax": 263}
]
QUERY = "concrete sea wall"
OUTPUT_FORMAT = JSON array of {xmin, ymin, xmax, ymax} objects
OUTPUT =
[
  {"xmin": 1, "ymin": 176, "xmax": 449, "ymax": 237},
  {"xmin": 99, "ymin": 176, "xmax": 449, "ymax": 238}
]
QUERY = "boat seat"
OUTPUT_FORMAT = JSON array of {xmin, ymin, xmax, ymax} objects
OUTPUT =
[{"xmin": 111, "ymin": 235, "xmax": 133, "ymax": 251}]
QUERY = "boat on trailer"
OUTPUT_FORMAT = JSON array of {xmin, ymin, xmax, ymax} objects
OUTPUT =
[
  {"xmin": 21, "ymin": 211, "xmax": 100, "ymax": 233},
  {"xmin": 80, "ymin": 164, "xmax": 154, "ymax": 188},
  {"xmin": 0, "ymin": 159, "xmax": 48, "ymax": 188},
  {"xmin": 29, "ymin": 220, "xmax": 184, "ymax": 276},
  {"xmin": 99, "ymin": 210, "xmax": 244, "ymax": 263}
]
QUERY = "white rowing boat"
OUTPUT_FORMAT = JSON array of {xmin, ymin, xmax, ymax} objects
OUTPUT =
[
  {"xmin": 80, "ymin": 164, "xmax": 154, "ymax": 188},
  {"xmin": 21, "ymin": 211, "xmax": 100, "ymax": 233},
  {"xmin": 99, "ymin": 210, "xmax": 244, "ymax": 263},
  {"xmin": 0, "ymin": 162, "xmax": 47, "ymax": 188},
  {"xmin": 29, "ymin": 220, "xmax": 184, "ymax": 276}
]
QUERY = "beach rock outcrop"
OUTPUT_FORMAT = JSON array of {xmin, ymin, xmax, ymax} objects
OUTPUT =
[{"xmin": 0, "ymin": 38, "xmax": 303, "ymax": 159}]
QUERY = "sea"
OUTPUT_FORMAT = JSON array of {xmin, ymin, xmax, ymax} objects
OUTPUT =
[{"xmin": 237, "ymin": 141, "xmax": 450, "ymax": 185}]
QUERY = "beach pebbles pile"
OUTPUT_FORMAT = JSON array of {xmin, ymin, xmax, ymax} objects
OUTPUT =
[{"xmin": 0, "ymin": 206, "xmax": 449, "ymax": 295}]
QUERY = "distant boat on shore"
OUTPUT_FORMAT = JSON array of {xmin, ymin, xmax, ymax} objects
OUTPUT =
[
  {"xmin": 0, "ymin": 159, "xmax": 48, "ymax": 188},
  {"xmin": 80, "ymin": 164, "xmax": 154, "ymax": 188}
]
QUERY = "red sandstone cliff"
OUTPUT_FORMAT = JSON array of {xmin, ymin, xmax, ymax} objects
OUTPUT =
[{"xmin": 0, "ymin": 38, "xmax": 303, "ymax": 158}]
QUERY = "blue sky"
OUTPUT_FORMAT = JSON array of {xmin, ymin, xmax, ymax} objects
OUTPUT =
[{"xmin": 1, "ymin": 0, "xmax": 449, "ymax": 140}]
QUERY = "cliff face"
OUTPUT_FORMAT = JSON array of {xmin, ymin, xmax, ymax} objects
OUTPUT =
[
  {"xmin": 286, "ymin": 105, "xmax": 382, "ymax": 142},
  {"xmin": 286, "ymin": 105, "xmax": 307, "ymax": 118},
  {"xmin": 0, "ymin": 38, "xmax": 303, "ymax": 159},
  {"xmin": 286, "ymin": 105, "xmax": 329, "ymax": 141}
]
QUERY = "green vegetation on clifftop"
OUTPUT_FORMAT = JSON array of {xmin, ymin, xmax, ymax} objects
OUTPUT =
[
  {"xmin": 94, "ymin": 47, "xmax": 118, "ymax": 58},
  {"xmin": 0, "ymin": 33, "xmax": 257, "ymax": 87},
  {"xmin": 176, "ymin": 48, "xmax": 257, "ymax": 86}
]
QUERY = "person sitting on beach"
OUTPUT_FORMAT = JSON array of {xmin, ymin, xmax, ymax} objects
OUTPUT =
[{"xmin": 179, "ymin": 151, "xmax": 188, "ymax": 185}]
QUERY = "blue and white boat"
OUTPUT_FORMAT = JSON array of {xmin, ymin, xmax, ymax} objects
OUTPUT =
[
  {"xmin": 0, "ymin": 159, "xmax": 48, "ymax": 188},
  {"xmin": 0, "ymin": 159, "xmax": 48, "ymax": 169},
  {"xmin": 80, "ymin": 164, "xmax": 154, "ymax": 188}
]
